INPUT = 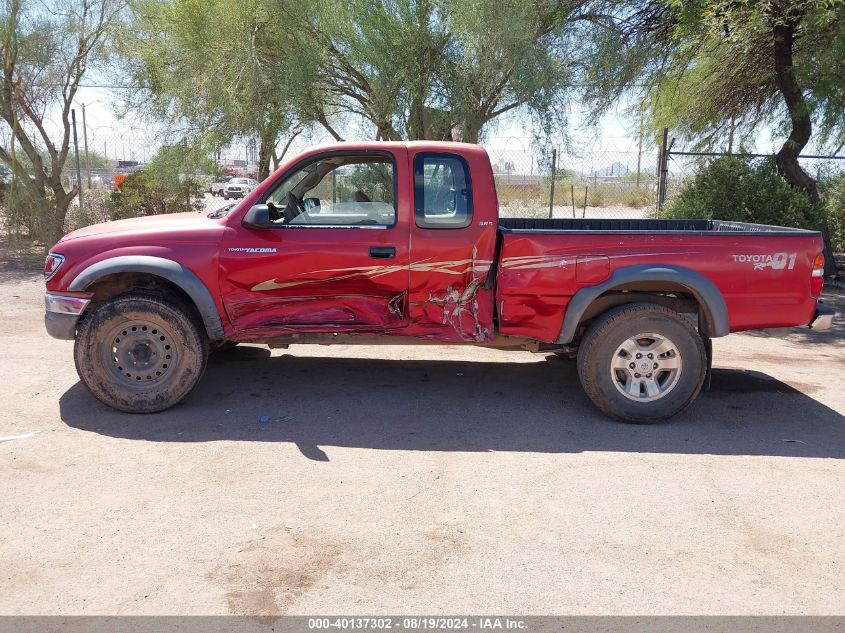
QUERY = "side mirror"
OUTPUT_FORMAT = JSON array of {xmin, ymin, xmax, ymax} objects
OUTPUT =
[{"xmin": 242, "ymin": 204, "xmax": 271, "ymax": 229}]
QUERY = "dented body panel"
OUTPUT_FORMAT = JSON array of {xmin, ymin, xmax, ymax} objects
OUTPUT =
[
  {"xmin": 45, "ymin": 141, "xmax": 828, "ymax": 347},
  {"xmin": 405, "ymin": 144, "xmax": 498, "ymax": 343}
]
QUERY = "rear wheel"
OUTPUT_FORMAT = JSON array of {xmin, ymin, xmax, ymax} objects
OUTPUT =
[
  {"xmin": 74, "ymin": 293, "xmax": 208, "ymax": 413},
  {"xmin": 577, "ymin": 303, "xmax": 706, "ymax": 423}
]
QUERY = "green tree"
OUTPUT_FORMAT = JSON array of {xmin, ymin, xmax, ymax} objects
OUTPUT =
[
  {"xmin": 128, "ymin": 0, "xmax": 620, "ymax": 150},
  {"xmin": 0, "ymin": 0, "xmax": 124, "ymax": 243},
  {"xmin": 295, "ymin": 0, "xmax": 587, "ymax": 143},
  {"xmin": 585, "ymin": 0, "xmax": 845, "ymax": 203},
  {"xmin": 124, "ymin": 0, "xmax": 313, "ymax": 179}
]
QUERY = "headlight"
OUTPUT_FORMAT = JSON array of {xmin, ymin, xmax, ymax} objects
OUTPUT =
[{"xmin": 44, "ymin": 253, "xmax": 65, "ymax": 281}]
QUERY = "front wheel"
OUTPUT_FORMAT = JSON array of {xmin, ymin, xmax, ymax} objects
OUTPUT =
[
  {"xmin": 577, "ymin": 303, "xmax": 706, "ymax": 423},
  {"xmin": 74, "ymin": 293, "xmax": 209, "ymax": 413}
]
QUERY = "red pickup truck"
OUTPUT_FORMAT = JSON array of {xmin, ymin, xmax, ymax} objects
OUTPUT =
[{"xmin": 44, "ymin": 141, "xmax": 834, "ymax": 422}]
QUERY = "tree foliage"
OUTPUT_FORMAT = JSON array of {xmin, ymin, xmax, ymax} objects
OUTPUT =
[
  {"xmin": 126, "ymin": 0, "xmax": 599, "ymax": 155},
  {"xmin": 293, "ymin": 0, "xmax": 587, "ymax": 143},
  {"xmin": 124, "ymin": 0, "xmax": 313, "ymax": 178},
  {"xmin": 0, "ymin": 0, "xmax": 124, "ymax": 243},
  {"xmin": 585, "ymin": 0, "xmax": 845, "ymax": 203}
]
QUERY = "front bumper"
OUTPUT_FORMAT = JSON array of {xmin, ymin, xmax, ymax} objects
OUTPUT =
[
  {"xmin": 809, "ymin": 304, "xmax": 835, "ymax": 331},
  {"xmin": 44, "ymin": 293, "xmax": 91, "ymax": 340}
]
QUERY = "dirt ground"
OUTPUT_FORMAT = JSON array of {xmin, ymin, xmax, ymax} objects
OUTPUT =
[{"xmin": 1, "ymin": 247, "xmax": 843, "ymax": 615}]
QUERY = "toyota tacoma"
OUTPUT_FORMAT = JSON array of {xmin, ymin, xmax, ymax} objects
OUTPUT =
[{"xmin": 43, "ymin": 141, "xmax": 835, "ymax": 422}]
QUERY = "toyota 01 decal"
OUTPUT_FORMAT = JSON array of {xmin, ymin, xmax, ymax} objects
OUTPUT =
[{"xmin": 732, "ymin": 252, "xmax": 797, "ymax": 271}]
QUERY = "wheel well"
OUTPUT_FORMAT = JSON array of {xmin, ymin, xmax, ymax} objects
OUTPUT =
[
  {"xmin": 84, "ymin": 272, "xmax": 204, "ymax": 328},
  {"xmin": 575, "ymin": 282, "xmax": 709, "ymax": 340}
]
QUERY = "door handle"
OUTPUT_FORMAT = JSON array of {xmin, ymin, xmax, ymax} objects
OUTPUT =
[{"xmin": 369, "ymin": 246, "xmax": 396, "ymax": 259}]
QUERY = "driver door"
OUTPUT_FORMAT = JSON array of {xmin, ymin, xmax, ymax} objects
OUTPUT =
[{"xmin": 219, "ymin": 149, "xmax": 411, "ymax": 335}]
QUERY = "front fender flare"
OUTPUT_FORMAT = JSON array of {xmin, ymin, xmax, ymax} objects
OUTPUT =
[
  {"xmin": 68, "ymin": 255, "xmax": 225, "ymax": 339},
  {"xmin": 557, "ymin": 264, "xmax": 729, "ymax": 344}
]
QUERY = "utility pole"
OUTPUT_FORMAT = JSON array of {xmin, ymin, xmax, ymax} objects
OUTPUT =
[
  {"xmin": 548, "ymin": 147, "xmax": 557, "ymax": 219},
  {"xmin": 636, "ymin": 109, "xmax": 643, "ymax": 187},
  {"xmin": 184, "ymin": 137, "xmax": 191, "ymax": 210},
  {"xmin": 71, "ymin": 109, "xmax": 84, "ymax": 208},
  {"xmin": 81, "ymin": 103, "xmax": 91, "ymax": 188}
]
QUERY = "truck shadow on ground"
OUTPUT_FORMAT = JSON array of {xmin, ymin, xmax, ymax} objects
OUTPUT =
[{"xmin": 60, "ymin": 346, "xmax": 845, "ymax": 461}]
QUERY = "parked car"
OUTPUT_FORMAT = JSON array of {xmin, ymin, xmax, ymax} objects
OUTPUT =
[
  {"xmin": 43, "ymin": 141, "xmax": 834, "ymax": 421},
  {"xmin": 223, "ymin": 177, "xmax": 258, "ymax": 199},
  {"xmin": 208, "ymin": 176, "xmax": 231, "ymax": 197}
]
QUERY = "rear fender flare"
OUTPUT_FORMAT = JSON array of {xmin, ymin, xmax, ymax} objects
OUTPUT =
[
  {"xmin": 557, "ymin": 264, "xmax": 729, "ymax": 344},
  {"xmin": 68, "ymin": 255, "xmax": 225, "ymax": 339}
]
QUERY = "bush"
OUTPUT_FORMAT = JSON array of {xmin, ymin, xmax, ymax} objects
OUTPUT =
[
  {"xmin": 587, "ymin": 186, "xmax": 607, "ymax": 207},
  {"xmin": 107, "ymin": 143, "xmax": 214, "ymax": 220},
  {"xmin": 664, "ymin": 156, "xmax": 826, "ymax": 230},
  {"xmin": 822, "ymin": 175, "xmax": 845, "ymax": 252},
  {"xmin": 1, "ymin": 183, "xmax": 53, "ymax": 241},
  {"xmin": 109, "ymin": 170, "xmax": 204, "ymax": 220},
  {"xmin": 65, "ymin": 189, "xmax": 112, "ymax": 232},
  {"xmin": 623, "ymin": 186, "xmax": 656, "ymax": 209}
]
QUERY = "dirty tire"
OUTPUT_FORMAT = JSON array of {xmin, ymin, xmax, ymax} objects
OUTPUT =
[
  {"xmin": 74, "ymin": 293, "xmax": 208, "ymax": 413},
  {"xmin": 577, "ymin": 302, "xmax": 706, "ymax": 424}
]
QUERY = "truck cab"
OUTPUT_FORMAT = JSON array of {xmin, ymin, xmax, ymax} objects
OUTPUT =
[{"xmin": 219, "ymin": 142, "xmax": 498, "ymax": 344}]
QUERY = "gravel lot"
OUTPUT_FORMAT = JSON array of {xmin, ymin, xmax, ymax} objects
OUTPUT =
[{"xmin": 1, "ymin": 247, "xmax": 843, "ymax": 615}]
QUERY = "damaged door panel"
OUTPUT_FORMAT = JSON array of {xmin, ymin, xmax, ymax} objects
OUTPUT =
[
  {"xmin": 406, "ymin": 150, "xmax": 498, "ymax": 343},
  {"xmin": 218, "ymin": 148, "xmax": 412, "ymax": 335}
]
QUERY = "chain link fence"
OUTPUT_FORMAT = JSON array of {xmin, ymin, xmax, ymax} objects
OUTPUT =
[{"xmin": 488, "ymin": 145, "xmax": 658, "ymax": 220}]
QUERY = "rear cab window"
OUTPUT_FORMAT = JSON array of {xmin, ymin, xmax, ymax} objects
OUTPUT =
[{"xmin": 414, "ymin": 153, "xmax": 473, "ymax": 229}]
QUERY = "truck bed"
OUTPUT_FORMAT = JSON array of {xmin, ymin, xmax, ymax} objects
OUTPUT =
[
  {"xmin": 494, "ymin": 217, "xmax": 824, "ymax": 343},
  {"xmin": 499, "ymin": 218, "xmax": 816, "ymax": 234}
]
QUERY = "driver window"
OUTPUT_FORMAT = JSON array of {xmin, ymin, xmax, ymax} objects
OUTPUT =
[{"xmin": 265, "ymin": 155, "xmax": 395, "ymax": 226}]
